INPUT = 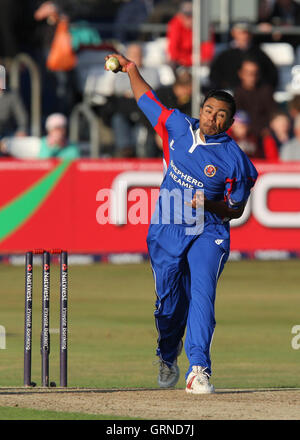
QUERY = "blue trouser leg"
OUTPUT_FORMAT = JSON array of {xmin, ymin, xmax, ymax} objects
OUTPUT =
[
  {"xmin": 151, "ymin": 257, "xmax": 190, "ymax": 366},
  {"xmin": 148, "ymin": 237, "xmax": 191, "ymax": 367},
  {"xmin": 148, "ymin": 224, "xmax": 229, "ymax": 376},
  {"xmin": 184, "ymin": 235, "xmax": 229, "ymax": 378}
]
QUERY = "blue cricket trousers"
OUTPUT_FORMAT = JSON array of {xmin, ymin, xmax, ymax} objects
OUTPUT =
[{"xmin": 147, "ymin": 224, "xmax": 229, "ymax": 378}]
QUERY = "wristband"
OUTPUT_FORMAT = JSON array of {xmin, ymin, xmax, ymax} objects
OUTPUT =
[{"xmin": 126, "ymin": 62, "xmax": 135, "ymax": 72}]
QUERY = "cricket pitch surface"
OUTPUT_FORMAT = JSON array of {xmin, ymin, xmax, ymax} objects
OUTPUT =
[{"xmin": 1, "ymin": 387, "xmax": 300, "ymax": 419}]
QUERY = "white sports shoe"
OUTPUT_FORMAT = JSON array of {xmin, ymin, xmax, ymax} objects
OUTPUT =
[
  {"xmin": 185, "ymin": 366, "xmax": 215, "ymax": 394},
  {"xmin": 157, "ymin": 340, "xmax": 183, "ymax": 388}
]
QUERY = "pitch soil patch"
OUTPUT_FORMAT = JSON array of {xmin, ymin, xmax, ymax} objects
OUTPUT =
[{"xmin": 0, "ymin": 387, "xmax": 300, "ymax": 419}]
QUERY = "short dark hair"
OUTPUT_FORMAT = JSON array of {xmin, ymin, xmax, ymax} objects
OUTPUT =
[{"xmin": 202, "ymin": 89, "xmax": 236, "ymax": 118}]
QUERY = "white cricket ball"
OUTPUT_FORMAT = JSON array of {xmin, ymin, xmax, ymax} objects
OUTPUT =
[{"xmin": 105, "ymin": 57, "xmax": 120, "ymax": 72}]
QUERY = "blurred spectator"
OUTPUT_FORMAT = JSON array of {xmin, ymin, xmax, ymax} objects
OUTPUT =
[
  {"xmin": 32, "ymin": 1, "xmax": 102, "ymax": 117},
  {"xmin": 166, "ymin": 0, "xmax": 214, "ymax": 69},
  {"xmin": 32, "ymin": 2, "xmax": 75, "ymax": 117},
  {"xmin": 0, "ymin": 139, "xmax": 12, "ymax": 157},
  {"xmin": 39, "ymin": 112, "xmax": 80, "ymax": 158},
  {"xmin": 234, "ymin": 57, "xmax": 278, "ymax": 139},
  {"xmin": 0, "ymin": 88, "xmax": 28, "ymax": 138},
  {"xmin": 288, "ymin": 94, "xmax": 300, "ymax": 119},
  {"xmin": 146, "ymin": 0, "xmax": 181, "ymax": 27},
  {"xmin": 227, "ymin": 111, "xmax": 263, "ymax": 159},
  {"xmin": 280, "ymin": 113, "xmax": 300, "ymax": 160},
  {"xmin": 114, "ymin": 0, "xmax": 156, "ymax": 43},
  {"xmin": 257, "ymin": 0, "xmax": 275, "ymax": 24},
  {"xmin": 262, "ymin": 110, "xmax": 293, "ymax": 160},
  {"xmin": 257, "ymin": 0, "xmax": 300, "ymax": 47},
  {"xmin": 156, "ymin": 68, "xmax": 192, "ymax": 114},
  {"xmin": 0, "ymin": 0, "xmax": 20, "ymax": 66},
  {"xmin": 209, "ymin": 21, "xmax": 278, "ymax": 91},
  {"xmin": 111, "ymin": 43, "xmax": 161, "ymax": 157}
]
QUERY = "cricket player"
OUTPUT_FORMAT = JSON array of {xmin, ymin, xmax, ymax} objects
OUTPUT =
[{"xmin": 105, "ymin": 53, "xmax": 258, "ymax": 394}]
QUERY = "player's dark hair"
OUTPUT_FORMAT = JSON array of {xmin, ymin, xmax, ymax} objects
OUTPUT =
[{"xmin": 202, "ymin": 89, "xmax": 236, "ymax": 118}]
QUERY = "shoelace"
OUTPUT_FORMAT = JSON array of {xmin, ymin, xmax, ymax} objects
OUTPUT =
[
  {"xmin": 152, "ymin": 356, "xmax": 178, "ymax": 368},
  {"xmin": 160, "ymin": 362, "xmax": 171, "ymax": 380},
  {"xmin": 158, "ymin": 360, "xmax": 177, "ymax": 380},
  {"xmin": 192, "ymin": 366, "xmax": 210, "ymax": 384}
]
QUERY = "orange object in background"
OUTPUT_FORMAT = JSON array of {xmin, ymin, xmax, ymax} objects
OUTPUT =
[{"xmin": 47, "ymin": 19, "xmax": 77, "ymax": 71}]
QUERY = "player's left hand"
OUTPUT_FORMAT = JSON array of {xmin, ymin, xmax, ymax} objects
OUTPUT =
[{"xmin": 185, "ymin": 190, "xmax": 206, "ymax": 209}]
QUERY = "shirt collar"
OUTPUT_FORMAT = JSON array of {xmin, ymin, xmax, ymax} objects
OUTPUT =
[
  {"xmin": 193, "ymin": 127, "xmax": 229, "ymax": 144},
  {"xmin": 194, "ymin": 128, "xmax": 205, "ymax": 145}
]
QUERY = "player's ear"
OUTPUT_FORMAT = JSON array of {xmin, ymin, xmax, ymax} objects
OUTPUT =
[{"xmin": 228, "ymin": 117, "xmax": 234, "ymax": 129}]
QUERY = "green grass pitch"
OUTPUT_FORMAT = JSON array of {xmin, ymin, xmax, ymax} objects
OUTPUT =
[{"xmin": 1, "ymin": 260, "xmax": 300, "ymax": 392}]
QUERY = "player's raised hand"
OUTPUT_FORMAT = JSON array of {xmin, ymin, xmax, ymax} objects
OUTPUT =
[
  {"xmin": 105, "ymin": 52, "xmax": 151, "ymax": 101},
  {"xmin": 104, "ymin": 53, "xmax": 134, "ymax": 73}
]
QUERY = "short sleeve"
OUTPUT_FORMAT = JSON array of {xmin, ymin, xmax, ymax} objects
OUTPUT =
[
  {"xmin": 137, "ymin": 90, "xmax": 174, "ymax": 137},
  {"xmin": 225, "ymin": 149, "xmax": 258, "ymax": 207}
]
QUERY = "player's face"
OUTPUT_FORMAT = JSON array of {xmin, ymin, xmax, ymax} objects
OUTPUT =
[{"xmin": 199, "ymin": 98, "xmax": 234, "ymax": 137}]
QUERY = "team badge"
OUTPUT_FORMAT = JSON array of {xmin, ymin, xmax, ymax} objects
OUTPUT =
[{"xmin": 204, "ymin": 164, "xmax": 217, "ymax": 177}]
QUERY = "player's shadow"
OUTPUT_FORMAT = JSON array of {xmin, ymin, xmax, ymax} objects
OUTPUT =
[{"xmin": 0, "ymin": 387, "xmax": 299, "ymax": 396}]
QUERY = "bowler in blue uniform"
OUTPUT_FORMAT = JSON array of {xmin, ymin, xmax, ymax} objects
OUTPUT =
[{"xmin": 105, "ymin": 53, "xmax": 258, "ymax": 394}]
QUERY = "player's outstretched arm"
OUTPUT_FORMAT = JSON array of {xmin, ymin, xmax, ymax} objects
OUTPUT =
[{"xmin": 104, "ymin": 53, "xmax": 152, "ymax": 102}]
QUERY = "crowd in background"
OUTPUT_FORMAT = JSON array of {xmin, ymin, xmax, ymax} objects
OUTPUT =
[{"xmin": 1, "ymin": 0, "xmax": 300, "ymax": 161}]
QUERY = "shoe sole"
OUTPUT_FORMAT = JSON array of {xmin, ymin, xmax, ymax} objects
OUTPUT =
[
  {"xmin": 159, "ymin": 382, "xmax": 178, "ymax": 388},
  {"xmin": 185, "ymin": 386, "xmax": 215, "ymax": 394}
]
